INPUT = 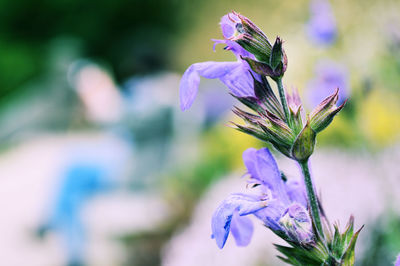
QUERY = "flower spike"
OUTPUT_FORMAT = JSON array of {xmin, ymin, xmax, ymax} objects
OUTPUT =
[{"xmin": 180, "ymin": 11, "xmax": 360, "ymax": 266}]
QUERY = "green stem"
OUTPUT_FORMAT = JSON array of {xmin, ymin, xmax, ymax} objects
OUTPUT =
[
  {"xmin": 275, "ymin": 78, "xmax": 291, "ymax": 126},
  {"xmin": 299, "ymin": 160, "xmax": 324, "ymax": 240}
]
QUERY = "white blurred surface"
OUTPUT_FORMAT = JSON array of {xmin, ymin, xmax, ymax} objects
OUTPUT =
[{"xmin": 0, "ymin": 133, "xmax": 170, "ymax": 266}]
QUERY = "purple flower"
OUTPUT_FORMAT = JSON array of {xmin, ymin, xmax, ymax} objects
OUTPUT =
[
  {"xmin": 306, "ymin": 0, "xmax": 337, "ymax": 46},
  {"xmin": 179, "ymin": 14, "xmax": 261, "ymax": 111},
  {"xmin": 396, "ymin": 254, "xmax": 400, "ymax": 266},
  {"xmin": 211, "ymin": 147, "xmax": 313, "ymax": 249},
  {"xmin": 307, "ymin": 60, "xmax": 349, "ymax": 108},
  {"xmin": 211, "ymin": 193, "xmax": 267, "ymax": 249}
]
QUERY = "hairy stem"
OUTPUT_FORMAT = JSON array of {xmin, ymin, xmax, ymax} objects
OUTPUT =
[
  {"xmin": 299, "ymin": 160, "xmax": 324, "ymax": 240},
  {"xmin": 275, "ymin": 78, "xmax": 291, "ymax": 126}
]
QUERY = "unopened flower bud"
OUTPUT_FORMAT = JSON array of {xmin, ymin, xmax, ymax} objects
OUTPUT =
[
  {"xmin": 269, "ymin": 37, "xmax": 288, "ymax": 76},
  {"xmin": 309, "ymin": 88, "xmax": 346, "ymax": 133},
  {"xmin": 228, "ymin": 12, "xmax": 272, "ymax": 63},
  {"xmin": 291, "ymin": 120, "xmax": 316, "ymax": 162},
  {"xmin": 225, "ymin": 12, "xmax": 288, "ymax": 79},
  {"xmin": 279, "ymin": 203, "xmax": 314, "ymax": 244},
  {"xmin": 258, "ymin": 111, "xmax": 296, "ymax": 147}
]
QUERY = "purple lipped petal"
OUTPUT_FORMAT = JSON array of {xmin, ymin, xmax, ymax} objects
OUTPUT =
[
  {"xmin": 243, "ymin": 148, "xmax": 289, "ymax": 204},
  {"xmin": 179, "ymin": 61, "xmax": 242, "ymax": 110},
  {"xmin": 219, "ymin": 62, "xmax": 256, "ymax": 97},
  {"xmin": 211, "ymin": 193, "xmax": 268, "ymax": 249},
  {"xmin": 193, "ymin": 61, "xmax": 243, "ymax": 79},
  {"xmin": 395, "ymin": 254, "xmax": 400, "ymax": 266},
  {"xmin": 220, "ymin": 13, "xmax": 241, "ymax": 39},
  {"xmin": 253, "ymin": 200, "xmax": 286, "ymax": 232},
  {"xmin": 179, "ymin": 64, "xmax": 200, "ymax": 111},
  {"xmin": 285, "ymin": 178, "xmax": 307, "ymax": 208},
  {"xmin": 212, "ymin": 39, "xmax": 225, "ymax": 52},
  {"xmin": 212, "ymin": 39, "xmax": 253, "ymax": 59},
  {"xmin": 230, "ymin": 212, "xmax": 254, "ymax": 247}
]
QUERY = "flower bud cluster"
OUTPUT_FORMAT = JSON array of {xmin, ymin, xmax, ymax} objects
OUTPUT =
[
  {"xmin": 232, "ymin": 75, "xmax": 344, "ymax": 162},
  {"xmin": 224, "ymin": 12, "xmax": 344, "ymax": 162}
]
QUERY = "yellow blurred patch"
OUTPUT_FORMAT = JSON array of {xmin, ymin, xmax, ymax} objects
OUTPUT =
[
  {"xmin": 360, "ymin": 90, "xmax": 400, "ymax": 146},
  {"xmin": 203, "ymin": 115, "xmax": 262, "ymax": 169}
]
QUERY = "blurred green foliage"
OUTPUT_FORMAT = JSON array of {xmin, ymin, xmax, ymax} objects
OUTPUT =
[
  {"xmin": 0, "ymin": 0, "xmax": 208, "ymax": 98},
  {"xmin": 360, "ymin": 213, "xmax": 400, "ymax": 266}
]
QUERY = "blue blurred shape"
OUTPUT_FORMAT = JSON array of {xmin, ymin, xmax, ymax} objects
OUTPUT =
[
  {"xmin": 306, "ymin": 0, "xmax": 337, "ymax": 46},
  {"xmin": 38, "ymin": 137, "xmax": 131, "ymax": 266},
  {"xmin": 306, "ymin": 60, "xmax": 349, "ymax": 108},
  {"xmin": 39, "ymin": 163, "xmax": 110, "ymax": 266}
]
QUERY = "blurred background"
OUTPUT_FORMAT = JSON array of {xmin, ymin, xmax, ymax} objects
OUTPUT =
[{"xmin": 0, "ymin": 0, "xmax": 399, "ymax": 265}]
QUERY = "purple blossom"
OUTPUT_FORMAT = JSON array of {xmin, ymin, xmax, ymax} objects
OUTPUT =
[
  {"xmin": 211, "ymin": 147, "xmax": 313, "ymax": 249},
  {"xmin": 211, "ymin": 193, "xmax": 267, "ymax": 249},
  {"xmin": 179, "ymin": 14, "xmax": 261, "ymax": 111},
  {"xmin": 306, "ymin": 0, "xmax": 337, "ymax": 46},
  {"xmin": 396, "ymin": 254, "xmax": 400, "ymax": 266},
  {"xmin": 307, "ymin": 60, "xmax": 349, "ymax": 108}
]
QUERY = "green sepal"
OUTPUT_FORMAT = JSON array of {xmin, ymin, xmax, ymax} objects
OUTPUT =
[
  {"xmin": 275, "ymin": 243, "xmax": 327, "ymax": 266},
  {"xmin": 309, "ymin": 88, "xmax": 346, "ymax": 133},
  {"xmin": 237, "ymin": 39, "xmax": 271, "ymax": 63},
  {"xmin": 230, "ymin": 94, "xmax": 265, "ymax": 114},
  {"xmin": 290, "ymin": 106, "xmax": 303, "ymax": 136},
  {"xmin": 231, "ymin": 122, "xmax": 270, "ymax": 143},
  {"xmin": 252, "ymin": 75, "xmax": 285, "ymax": 120},
  {"xmin": 235, "ymin": 13, "xmax": 272, "ymax": 63},
  {"xmin": 291, "ymin": 120, "xmax": 316, "ymax": 162},
  {"xmin": 258, "ymin": 117, "xmax": 295, "ymax": 147},
  {"xmin": 340, "ymin": 225, "xmax": 363, "ymax": 265},
  {"xmin": 270, "ymin": 37, "xmax": 284, "ymax": 70},
  {"xmin": 242, "ymin": 56, "xmax": 277, "ymax": 77},
  {"xmin": 275, "ymin": 215, "xmax": 363, "ymax": 266}
]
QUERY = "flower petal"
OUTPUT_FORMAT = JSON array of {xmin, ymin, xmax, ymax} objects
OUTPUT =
[
  {"xmin": 220, "ymin": 13, "xmax": 241, "ymax": 39},
  {"xmin": 253, "ymin": 200, "xmax": 286, "ymax": 231},
  {"xmin": 211, "ymin": 193, "xmax": 267, "ymax": 249},
  {"xmin": 179, "ymin": 64, "xmax": 200, "ymax": 111},
  {"xmin": 243, "ymin": 148, "xmax": 289, "ymax": 204},
  {"xmin": 219, "ymin": 62, "xmax": 256, "ymax": 97},
  {"xmin": 179, "ymin": 61, "xmax": 241, "ymax": 110},
  {"xmin": 230, "ymin": 213, "xmax": 254, "ymax": 247},
  {"xmin": 212, "ymin": 39, "xmax": 253, "ymax": 59},
  {"xmin": 180, "ymin": 60, "xmax": 258, "ymax": 110},
  {"xmin": 285, "ymin": 178, "xmax": 307, "ymax": 208}
]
